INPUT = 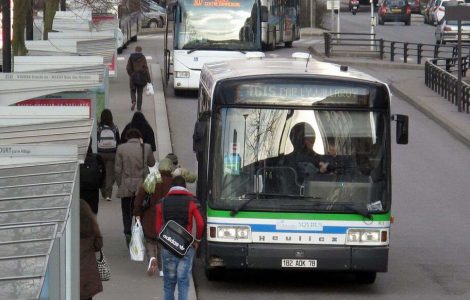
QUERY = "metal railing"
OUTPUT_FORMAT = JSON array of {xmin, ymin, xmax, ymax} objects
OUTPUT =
[
  {"xmin": 425, "ymin": 57, "xmax": 470, "ymax": 113},
  {"xmin": 324, "ymin": 32, "xmax": 470, "ymax": 64}
]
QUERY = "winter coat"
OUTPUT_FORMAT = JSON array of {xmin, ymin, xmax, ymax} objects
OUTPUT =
[
  {"xmin": 126, "ymin": 52, "xmax": 151, "ymax": 89},
  {"xmin": 80, "ymin": 200, "xmax": 103, "ymax": 299},
  {"xmin": 121, "ymin": 122, "xmax": 157, "ymax": 152},
  {"xmin": 133, "ymin": 171, "xmax": 173, "ymax": 239},
  {"xmin": 115, "ymin": 138, "xmax": 156, "ymax": 198}
]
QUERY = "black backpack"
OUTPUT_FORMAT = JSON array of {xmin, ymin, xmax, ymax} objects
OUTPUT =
[
  {"xmin": 80, "ymin": 154, "xmax": 104, "ymax": 190},
  {"xmin": 131, "ymin": 71, "xmax": 147, "ymax": 87}
]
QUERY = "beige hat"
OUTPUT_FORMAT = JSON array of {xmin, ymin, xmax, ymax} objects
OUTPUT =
[
  {"xmin": 158, "ymin": 158, "xmax": 173, "ymax": 173},
  {"xmin": 172, "ymin": 167, "xmax": 197, "ymax": 183}
]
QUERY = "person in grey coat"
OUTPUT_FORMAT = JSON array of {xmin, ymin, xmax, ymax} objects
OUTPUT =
[{"xmin": 115, "ymin": 128, "xmax": 156, "ymax": 247}]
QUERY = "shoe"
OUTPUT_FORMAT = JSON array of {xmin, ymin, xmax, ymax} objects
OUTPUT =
[
  {"xmin": 159, "ymin": 270, "xmax": 163, "ymax": 277},
  {"xmin": 131, "ymin": 102, "xmax": 136, "ymax": 111},
  {"xmin": 125, "ymin": 234, "xmax": 131, "ymax": 249},
  {"xmin": 147, "ymin": 257, "xmax": 157, "ymax": 276},
  {"xmin": 106, "ymin": 197, "xmax": 111, "ymax": 201}
]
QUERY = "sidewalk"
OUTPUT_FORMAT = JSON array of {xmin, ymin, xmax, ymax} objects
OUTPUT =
[
  {"xmin": 308, "ymin": 41, "xmax": 470, "ymax": 148},
  {"xmin": 94, "ymin": 38, "xmax": 196, "ymax": 299}
]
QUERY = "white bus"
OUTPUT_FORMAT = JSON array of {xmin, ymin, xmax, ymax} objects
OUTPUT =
[
  {"xmin": 164, "ymin": 0, "xmax": 267, "ymax": 94},
  {"xmin": 260, "ymin": 0, "xmax": 301, "ymax": 50}
]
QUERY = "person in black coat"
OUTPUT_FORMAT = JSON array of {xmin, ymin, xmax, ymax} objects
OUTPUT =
[
  {"xmin": 80, "ymin": 144, "xmax": 106, "ymax": 214},
  {"xmin": 120, "ymin": 111, "xmax": 156, "ymax": 152}
]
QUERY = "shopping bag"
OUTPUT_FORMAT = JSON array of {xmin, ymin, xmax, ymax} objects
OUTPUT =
[
  {"xmin": 145, "ymin": 83, "xmax": 154, "ymax": 96},
  {"xmin": 96, "ymin": 250, "xmax": 111, "ymax": 281},
  {"xmin": 129, "ymin": 220, "xmax": 145, "ymax": 261}
]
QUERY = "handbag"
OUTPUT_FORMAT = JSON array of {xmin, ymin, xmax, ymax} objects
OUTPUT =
[
  {"xmin": 96, "ymin": 250, "xmax": 111, "ymax": 281},
  {"xmin": 158, "ymin": 220, "xmax": 195, "ymax": 258}
]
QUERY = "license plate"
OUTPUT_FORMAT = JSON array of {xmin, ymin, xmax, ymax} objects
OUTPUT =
[
  {"xmin": 392, "ymin": 8, "xmax": 401, "ymax": 13},
  {"xmin": 281, "ymin": 259, "xmax": 317, "ymax": 268}
]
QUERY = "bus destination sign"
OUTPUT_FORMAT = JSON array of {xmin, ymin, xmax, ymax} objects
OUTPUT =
[
  {"xmin": 235, "ymin": 83, "xmax": 370, "ymax": 106},
  {"xmin": 193, "ymin": 0, "xmax": 241, "ymax": 7}
]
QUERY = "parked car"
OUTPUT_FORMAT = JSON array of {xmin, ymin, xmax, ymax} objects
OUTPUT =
[
  {"xmin": 435, "ymin": 19, "xmax": 470, "ymax": 44},
  {"xmin": 377, "ymin": 0, "xmax": 412, "ymax": 25},
  {"xmin": 409, "ymin": 0, "xmax": 421, "ymax": 13},
  {"xmin": 141, "ymin": 0, "xmax": 166, "ymax": 28},
  {"xmin": 423, "ymin": 0, "xmax": 437, "ymax": 24},
  {"xmin": 431, "ymin": 0, "xmax": 464, "ymax": 25}
]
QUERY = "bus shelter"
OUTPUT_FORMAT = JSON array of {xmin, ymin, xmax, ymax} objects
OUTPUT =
[{"xmin": 0, "ymin": 144, "xmax": 82, "ymax": 299}]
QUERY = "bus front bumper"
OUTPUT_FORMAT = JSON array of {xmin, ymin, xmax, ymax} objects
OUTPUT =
[{"xmin": 206, "ymin": 242, "xmax": 388, "ymax": 272}]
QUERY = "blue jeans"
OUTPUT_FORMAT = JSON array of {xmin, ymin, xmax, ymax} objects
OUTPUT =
[{"xmin": 162, "ymin": 247, "xmax": 195, "ymax": 300}]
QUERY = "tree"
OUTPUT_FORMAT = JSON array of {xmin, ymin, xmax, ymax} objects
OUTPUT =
[
  {"xmin": 43, "ymin": 0, "xmax": 59, "ymax": 40},
  {"xmin": 12, "ymin": 0, "xmax": 31, "ymax": 56}
]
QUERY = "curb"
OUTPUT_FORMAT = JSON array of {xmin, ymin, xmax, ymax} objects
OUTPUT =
[
  {"xmin": 150, "ymin": 63, "xmax": 173, "ymax": 160},
  {"xmin": 390, "ymin": 83, "xmax": 470, "ymax": 148}
]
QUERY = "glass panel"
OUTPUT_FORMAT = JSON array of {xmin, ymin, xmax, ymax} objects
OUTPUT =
[
  {"xmin": 0, "ymin": 210, "xmax": 68, "ymax": 228},
  {"xmin": 0, "ymin": 224, "xmax": 56, "ymax": 242},
  {"xmin": 0, "ymin": 183, "xmax": 74, "ymax": 199},
  {"xmin": 0, "ymin": 172, "xmax": 75, "ymax": 187},
  {"xmin": 0, "ymin": 256, "xmax": 47, "ymax": 278},
  {"xmin": 0, "ymin": 196, "xmax": 70, "ymax": 211},
  {"xmin": 0, "ymin": 163, "xmax": 76, "ymax": 177},
  {"xmin": 0, "ymin": 279, "xmax": 42, "ymax": 299},
  {"xmin": 175, "ymin": 0, "xmax": 260, "ymax": 50},
  {"xmin": 212, "ymin": 108, "xmax": 388, "ymax": 214},
  {"xmin": 0, "ymin": 241, "xmax": 52, "ymax": 257}
]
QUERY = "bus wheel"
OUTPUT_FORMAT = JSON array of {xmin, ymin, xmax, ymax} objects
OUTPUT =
[
  {"xmin": 117, "ymin": 47, "xmax": 123, "ymax": 54},
  {"xmin": 205, "ymin": 267, "xmax": 224, "ymax": 281},
  {"xmin": 355, "ymin": 271, "xmax": 377, "ymax": 284},
  {"xmin": 285, "ymin": 41, "xmax": 293, "ymax": 48}
]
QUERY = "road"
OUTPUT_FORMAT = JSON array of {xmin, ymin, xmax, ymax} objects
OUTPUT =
[{"xmin": 140, "ymin": 31, "xmax": 470, "ymax": 299}]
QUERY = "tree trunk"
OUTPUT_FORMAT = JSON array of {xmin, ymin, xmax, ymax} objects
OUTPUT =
[
  {"xmin": 12, "ymin": 0, "xmax": 30, "ymax": 56},
  {"xmin": 43, "ymin": 0, "xmax": 59, "ymax": 40}
]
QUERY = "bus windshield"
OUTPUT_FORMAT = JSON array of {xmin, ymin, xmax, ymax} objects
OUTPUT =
[
  {"xmin": 175, "ymin": 0, "xmax": 261, "ymax": 51},
  {"xmin": 211, "ymin": 107, "xmax": 389, "ymax": 215}
]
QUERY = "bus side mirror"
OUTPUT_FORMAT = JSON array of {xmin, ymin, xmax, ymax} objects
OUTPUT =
[
  {"xmin": 392, "ymin": 114, "xmax": 409, "ymax": 145},
  {"xmin": 193, "ymin": 120, "xmax": 206, "ymax": 156},
  {"xmin": 261, "ymin": 6, "xmax": 268, "ymax": 22}
]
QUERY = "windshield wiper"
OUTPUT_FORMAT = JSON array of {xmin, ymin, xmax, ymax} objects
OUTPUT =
[
  {"xmin": 331, "ymin": 202, "xmax": 373, "ymax": 220},
  {"xmin": 230, "ymin": 192, "xmax": 321, "ymax": 217}
]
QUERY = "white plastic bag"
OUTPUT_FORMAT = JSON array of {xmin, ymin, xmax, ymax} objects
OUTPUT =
[
  {"xmin": 145, "ymin": 83, "xmax": 154, "ymax": 96},
  {"xmin": 129, "ymin": 220, "xmax": 145, "ymax": 261}
]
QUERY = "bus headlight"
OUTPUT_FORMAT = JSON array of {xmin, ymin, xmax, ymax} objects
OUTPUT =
[
  {"xmin": 216, "ymin": 226, "xmax": 251, "ymax": 240},
  {"xmin": 346, "ymin": 228, "xmax": 388, "ymax": 245},
  {"xmin": 175, "ymin": 71, "xmax": 190, "ymax": 78}
]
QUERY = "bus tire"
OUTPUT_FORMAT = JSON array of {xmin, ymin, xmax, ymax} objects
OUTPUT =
[
  {"xmin": 117, "ymin": 47, "xmax": 123, "ymax": 54},
  {"xmin": 355, "ymin": 271, "xmax": 377, "ymax": 284},
  {"xmin": 285, "ymin": 41, "xmax": 293, "ymax": 48},
  {"xmin": 205, "ymin": 267, "xmax": 224, "ymax": 281}
]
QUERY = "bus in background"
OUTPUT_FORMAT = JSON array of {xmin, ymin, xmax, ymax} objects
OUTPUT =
[
  {"xmin": 193, "ymin": 53, "xmax": 409, "ymax": 283},
  {"xmin": 260, "ymin": 0, "xmax": 300, "ymax": 50},
  {"xmin": 164, "ymin": 0, "xmax": 267, "ymax": 95},
  {"xmin": 92, "ymin": 0, "xmax": 141, "ymax": 54}
]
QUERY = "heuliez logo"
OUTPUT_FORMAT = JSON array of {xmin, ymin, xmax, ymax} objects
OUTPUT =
[{"xmin": 163, "ymin": 234, "xmax": 186, "ymax": 251}]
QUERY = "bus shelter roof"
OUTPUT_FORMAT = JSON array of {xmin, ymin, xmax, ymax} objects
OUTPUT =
[
  {"xmin": 0, "ymin": 161, "xmax": 78, "ymax": 234},
  {"xmin": 0, "ymin": 223, "xmax": 58, "ymax": 300},
  {"xmin": 0, "ymin": 119, "xmax": 94, "ymax": 162}
]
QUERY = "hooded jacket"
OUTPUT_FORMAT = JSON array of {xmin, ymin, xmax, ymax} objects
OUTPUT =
[
  {"xmin": 126, "ymin": 52, "xmax": 151, "ymax": 89},
  {"xmin": 155, "ymin": 187, "xmax": 204, "ymax": 241}
]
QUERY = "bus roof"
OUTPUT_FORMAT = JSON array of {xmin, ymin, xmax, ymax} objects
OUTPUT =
[{"xmin": 200, "ymin": 56, "xmax": 386, "ymax": 95}]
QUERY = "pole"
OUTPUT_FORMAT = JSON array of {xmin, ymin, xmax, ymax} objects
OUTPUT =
[
  {"xmin": 60, "ymin": 0, "xmax": 66, "ymax": 11},
  {"xmin": 310, "ymin": 0, "xmax": 313, "ymax": 28},
  {"xmin": 331, "ymin": 3, "xmax": 334, "ymax": 31},
  {"xmin": 26, "ymin": 0, "xmax": 34, "ymax": 40},
  {"xmin": 243, "ymin": 114, "xmax": 248, "ymax": 167},
  {"xmin": 457, "ymin": 19, "xmax": 462, "ymax": 112},
  {"xmin": 2, "ymin": 0, "xmax": 12, "ymax": 72},
  {"xmin": 370, "ymin": 0, "xmax": 375, "ymax": 51},
  {"xmin": 336, "ymin": 0, "xmax": 340, "ymax": 37}
]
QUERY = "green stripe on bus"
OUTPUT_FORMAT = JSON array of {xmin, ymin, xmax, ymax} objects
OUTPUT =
[{"xmin": 207, "ymin": 208, "xmax": 391, "ymax": 221}]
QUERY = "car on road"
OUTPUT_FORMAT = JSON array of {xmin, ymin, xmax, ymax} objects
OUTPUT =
[
  {"xmin": 435, "ymin": 19, "xmax": 470, "ymax": 44},
  {"xmin": 431, "ymin": 0, "xmax": 464, "ymax": 25},
  {"xmin": 141, "ymin": 0, "xmax": 166, "ymax": 28},
  {"xmin": 409, "ymin": 0, "xmax": 421, "ymax": 13},
  {"xmin": 377, "ymin": 0, "xmax": 412, "ymax": 25}
]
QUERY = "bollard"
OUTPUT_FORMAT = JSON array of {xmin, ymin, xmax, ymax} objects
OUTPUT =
[
  {"xmin": 324, "ymin": 32, "xmax": 331, "ymax": 57},
  {"xmin": 404, "ymin": 43, "xmax": 408, "ymax": 63},
  {"xmin": 417, "ymin": 44, "xmax": 423, "ymax": 64},
  {"xmin": 380, "ymin": 39, "xmax": 384, "ymax": 60},
  {"xmin": 391, "ymin": 42, "xmax": 395, "ymax": 62}
]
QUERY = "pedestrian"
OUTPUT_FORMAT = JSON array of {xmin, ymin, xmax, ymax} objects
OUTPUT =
[
  {"xmin": 126, "ymin": 45, "xmax": 151, "ymax": 111},
  {"xmin": 97, "ymin": 109, "xmax": 121, "ymax": 201},
  {"xmin": 133, "ymin": 157, "xmax": 174, "ymax": 277},
  {"xmin": 121, "ymin": 111, "xmax": 157, "ymax": 152},
  {"xmin": 155, "ymin": 176, "xmax": 204, "ymax": 300},
  {"xmin": 80, "ymin": 144, "xmax": 105, "ymax": 214},
  {"xmin": 115, "ymin": 128, "xmax": 156, "ymax": 247},
  {"xmin": 80, "ymin": 199, "xmax": 103, "ymax": 300}
]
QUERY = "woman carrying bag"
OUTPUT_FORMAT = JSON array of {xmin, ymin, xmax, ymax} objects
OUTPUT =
[{"xmin": 115, "ymin": 128, "xmax": 156, "ymax": 247}]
